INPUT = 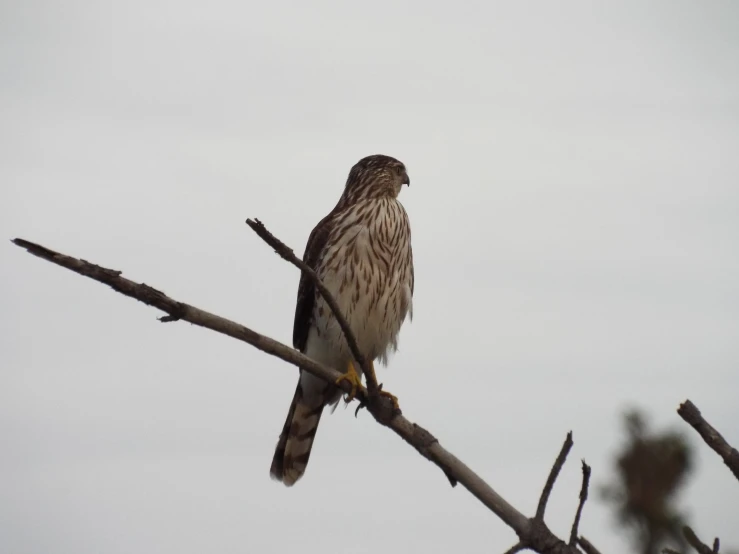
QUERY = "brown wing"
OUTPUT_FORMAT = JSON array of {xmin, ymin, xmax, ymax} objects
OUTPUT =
[{"xmin": 292, "ymin": 210, "xmax": 337, "ymax": 352}]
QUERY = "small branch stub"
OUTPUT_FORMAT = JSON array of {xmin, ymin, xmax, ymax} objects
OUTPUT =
[
  {"xmin": 677, "ymin": 400, "xmax": 739, "ymax": 482},
  {"xmin": 569, "ymin": 461, "xmax": 591, "ymax": 546}
]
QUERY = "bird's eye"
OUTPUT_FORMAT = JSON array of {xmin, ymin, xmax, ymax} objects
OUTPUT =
[{"xmin": 395, "ymin": 166, "xmax": 405, "ymax": 175}]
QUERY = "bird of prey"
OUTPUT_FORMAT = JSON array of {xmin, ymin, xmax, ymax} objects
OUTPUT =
[{"xmin": 270, "ymin": 154, "xmax": 414, "ymax": 486}]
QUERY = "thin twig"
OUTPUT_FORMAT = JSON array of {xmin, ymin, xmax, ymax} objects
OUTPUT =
[
  {"xmin": 677, "ymin": 400, "xmax": 739, "ymax": 482},
  {"xmin": 246, "ymin": 218, "xmax": 379, "ymax": 396},
  {"xmin": 536, "ymin": 432, "xmax": 573, "ymax": 520},
  {"xmin": 683, "ymin": 526, "xmax": 719, "ymax": 554},
  {"xmin": 569, "ymin": 461, "xmax": 591, "ymax": 546}
]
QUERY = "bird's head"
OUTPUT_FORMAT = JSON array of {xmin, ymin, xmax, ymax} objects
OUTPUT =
[{"xmin": 342, "ymin": 154, "xmax": 410, "ymax": 203}]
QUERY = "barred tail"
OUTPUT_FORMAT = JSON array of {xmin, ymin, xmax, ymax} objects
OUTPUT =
[{"xmin": 270, "ymin": 380, "xmax": 325, "ymax": 486}]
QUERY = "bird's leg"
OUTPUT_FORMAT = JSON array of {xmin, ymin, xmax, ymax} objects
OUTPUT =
[
  {"xmin": 335, "ymin": 360, "xmax": 363, "ymax": 402},
  {"xmin": 365, "ymin": 360, "xmax": 400, "ymax": 410}
]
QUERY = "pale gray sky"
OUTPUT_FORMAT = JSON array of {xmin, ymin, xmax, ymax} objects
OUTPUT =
[{"xmin": 2, "ymin": 1, "xmax": 738, "ymax": 553}]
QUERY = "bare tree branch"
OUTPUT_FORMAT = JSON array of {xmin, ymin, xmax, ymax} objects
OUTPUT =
[
  {"xmin": 536, "ymin": 431, "xmax": 573, "ymax": 520},
  {"xmin": 677, "ymin": 400, "xmax": 739, "ymax": 482},
  {"xmin": 569, "ymin": 461, "xmax": 591, "ymax": 546},
  {"xmin": 511, "ymin": 432, "xmax": 598, "ymax": 554},
  {"xmin": 663, "ymin": 527, "xmax": 721, "ymax": 554},
  {"xmin": 683, "ymin": 526, "xmax": 719, "ymax": 554},
  {"xmin": 661, "ymin": 402, "xmax": 729, "ymax": 554},
  {"xmin": 12, "ymin": 235, "xmax": 606, "ymax": 554}
]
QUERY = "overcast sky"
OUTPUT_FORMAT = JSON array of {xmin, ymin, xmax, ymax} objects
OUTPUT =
[{"xmin": 2, "ymin": 1, "xmax": 738, "ymax": 553}]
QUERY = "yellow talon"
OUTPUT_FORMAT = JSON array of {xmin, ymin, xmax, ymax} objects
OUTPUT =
[
  {"xmin": 335, "ymin": 361, "xmax": 363, "ymax": 402},
  {"xmin": 378, "ymin": 389, "xmax": 400, "ymax": 410}
]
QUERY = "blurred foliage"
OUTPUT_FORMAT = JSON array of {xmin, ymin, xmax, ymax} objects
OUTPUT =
[{"xmin": 601, "ymin": 409, "xmax": 694, "ymax": 554}]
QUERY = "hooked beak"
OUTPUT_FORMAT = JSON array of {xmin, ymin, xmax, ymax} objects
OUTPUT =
[{"xmin": 402, "ymin": 171, "xmax": 410, "ymax": 186}]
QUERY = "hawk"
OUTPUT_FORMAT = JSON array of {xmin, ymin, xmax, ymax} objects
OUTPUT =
[{"xmin": 270, "ymin": 154, "xmax": 414, "ymax": 486}]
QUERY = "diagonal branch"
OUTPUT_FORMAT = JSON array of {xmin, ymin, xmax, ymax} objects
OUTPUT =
[
  {"xmin": 12, "ymin": 234, "xmax": 606, "ymax": 554},
  {"xmin": 677, "ymin": 400, "xmax": 739, "ymax": 482},
  {"xmin": 11, "ymin": 239, "xmax": 345, "ymax": 389},
  {"xmin": 246, "ymin": 218, "xmax": 379, "ymax": 396}
]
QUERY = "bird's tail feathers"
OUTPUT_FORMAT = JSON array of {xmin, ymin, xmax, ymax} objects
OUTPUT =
[{"xmin": 270, "ymin": 380, "xmax": 327, "ymax": 486}]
